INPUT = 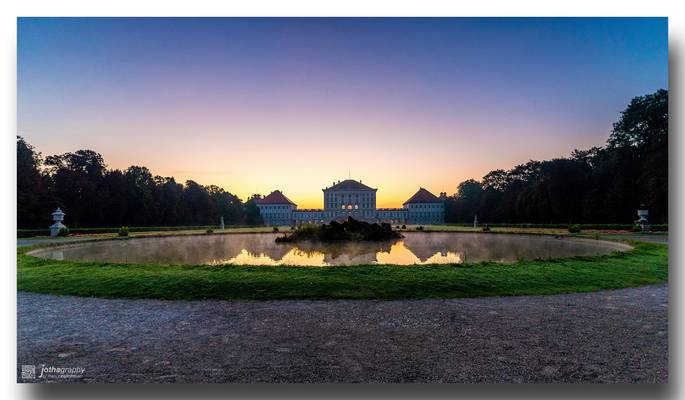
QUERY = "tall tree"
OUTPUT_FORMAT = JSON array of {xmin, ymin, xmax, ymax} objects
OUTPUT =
[
  {"xmin": 124, "ymin": 166, "xmax": 156, "ymax": 226},
  {"xmin": 17, "ymin": 136, "xmax": 50, "ymax": 228},
  {"xmin": 43, "ymin": 149, "xmax": 106, "ymax": 227},
  {"xmin": 207, "ymin": 185, "xmax": 246, "ymax": 225},
  {"xmin": 181, "ymin": 180, "xmax": 214, "ymax": 225},
  {"xmin": 609, "ymin": 89, "xmax": 668, "ymax": 223},
  {"xmin": 244, "ymin": 194, "xmax": 264, "ymax": 225},
  {"xmin": 444, "ymin": 89, "xmax": 668, "ymax": 224}
]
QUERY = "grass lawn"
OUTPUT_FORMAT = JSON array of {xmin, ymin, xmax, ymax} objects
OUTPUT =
[{"xmin": 17, "ymin": 238, "xmax": 668, "ymax": 301}]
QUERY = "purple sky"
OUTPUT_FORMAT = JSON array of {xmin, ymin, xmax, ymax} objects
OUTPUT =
[{"xmin": 18, "ymin": 17, "xmax": 668, "ymax": 208}]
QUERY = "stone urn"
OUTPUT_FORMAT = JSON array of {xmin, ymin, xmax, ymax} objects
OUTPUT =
[
  {"xmin": 50, "ymin": 208, "xmax": 67, "ymax": 237},
  {"xmin": 637, "ymin": 208, "xmax": 650, "ymax": 232}
]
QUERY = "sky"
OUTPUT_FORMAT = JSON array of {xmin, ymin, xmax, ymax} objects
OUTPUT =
[{"xmin": 17, "ymin": 17, "xmax": 668, "ymax": 208}]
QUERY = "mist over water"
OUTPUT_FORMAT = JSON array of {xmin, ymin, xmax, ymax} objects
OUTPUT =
[{"xmin": 29, "ymin": 232, "xmax": 630, "ymax": 266}]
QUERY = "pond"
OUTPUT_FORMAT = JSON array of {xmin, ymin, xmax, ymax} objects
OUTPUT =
[{"xmin": 28, "ymin": 232, "xmax": 631, "ymax": 266}]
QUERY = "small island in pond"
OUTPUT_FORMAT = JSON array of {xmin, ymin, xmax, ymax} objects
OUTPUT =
[{"xmin": 275, "ymin": 217, "xmax": 404, "ymax": 243}]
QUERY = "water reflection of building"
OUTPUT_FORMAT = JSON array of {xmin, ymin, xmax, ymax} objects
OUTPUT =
[
  {"xmin": 296, "ymin": 240, "xmax": 394, "ymax": 265},
  {"xmin": 256, "ymin": 179, "xmax": 445, "ymax": 226},
  {"xmin": 402, "ymin": 238, "xmax": 452, "ymax": 262},
  {"xmin": 242, "ymin": 241, "xmax": 292, "ymax": 261}
]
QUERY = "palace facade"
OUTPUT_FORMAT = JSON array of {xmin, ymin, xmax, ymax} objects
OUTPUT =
[{"xmin": 256, "ymin": 179, "xmax": 445, "ymax": 226}]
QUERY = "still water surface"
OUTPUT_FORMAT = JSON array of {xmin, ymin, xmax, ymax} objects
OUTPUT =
[{"xmin": 29, "ymin": 232, "xmax": 630, "ymax": 266}]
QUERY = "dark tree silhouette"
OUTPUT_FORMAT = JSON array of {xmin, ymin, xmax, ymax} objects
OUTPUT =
[
  {"xmin": 16, "ymin": 90, "xmax": 667, "ymax": 228},
  {"xmin": 16, "ymin": 140, "xmax": 256, "ymax": 228},
  {"xmin": 443, "ymin": 89, "xmax": 668, "ymax": 224},
  {"xmin": 244, "ymin": 195, "xmax": 264, "ymax": 226},
  {"xmin": 17, "ymin": 136, "xmax": 51, "ymax": 228}
]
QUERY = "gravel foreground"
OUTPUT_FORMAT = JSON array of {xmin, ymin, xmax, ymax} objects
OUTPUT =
[{"xmin": 17, "ymin": 285, "xmax": 668, "ymax": 383}]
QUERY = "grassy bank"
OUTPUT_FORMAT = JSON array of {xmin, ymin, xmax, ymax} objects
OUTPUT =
[
  {"xmin": 17, "ymin": 223, "xmax": 669, "ymax": 238},
  {"xmin": 17, "ymin": 241, "xmax": 667, "ymax": 301}
]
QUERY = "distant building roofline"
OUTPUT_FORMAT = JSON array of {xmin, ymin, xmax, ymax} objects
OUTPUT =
[
  {"xmin": 258, "ymin": 190, "xmax": 297, "ymax": 205},
  {"xmin": 323, "ymin": 179, "xmax": 377, "ymax": 192},
  {"xmin": 403, "ymin": 187, "xmax": 442, "ymax": 205}
]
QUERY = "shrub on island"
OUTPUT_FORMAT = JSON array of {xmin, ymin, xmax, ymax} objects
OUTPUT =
[{"xmin": 118, "ymin": 226, "xmax": 129, "ymax": 237}]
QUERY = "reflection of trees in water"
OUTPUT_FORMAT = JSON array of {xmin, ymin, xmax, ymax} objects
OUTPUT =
[
  {"xmin": 38, "ymin": 232, "xmax": 627, "ymax": 266},
  {"xmin": 401, "ymin": 233, "xmax": 544, "ymax": 263},
  {"xmin": 401, "ymin": 233, "xmax": 626, "ymax": 263},
  {"xmin": 50, "ymin": 234, "xmax": 285, "ymax": 265}
]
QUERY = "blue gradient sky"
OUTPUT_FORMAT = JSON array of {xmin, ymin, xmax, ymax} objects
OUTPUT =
[{"xmin": 18, "ymin": 17, "xmax": 668, "ymax": 208}]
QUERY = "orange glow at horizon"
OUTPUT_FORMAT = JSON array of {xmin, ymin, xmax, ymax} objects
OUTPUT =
[{"xmin": 24, "ymin": 110, "xmax": 611, "ymax": 210}]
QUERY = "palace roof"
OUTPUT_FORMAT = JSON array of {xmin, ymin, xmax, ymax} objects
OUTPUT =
[
  {"xmin": 324, "ymin": 179, "xmax": 377, "ymax": 192},
  {"xmin": 258, "ymin": 190, "xmax": 296, "ymax": 205},
  {"xmin": 403, "ymin": 188, "xmax": 442, "ymax": 205}
]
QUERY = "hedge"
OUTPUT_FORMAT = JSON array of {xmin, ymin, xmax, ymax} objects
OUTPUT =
[
  {"xmin": 17, "ymin": 225, "xmax": 263, "ymax": 238},
  {"xmin": 17, "ymin": 223, "xmax": 668, "ymax": 238},
  {"xmin": 444, "ymin": 223, "xmax": 668, "ymax": 231}
]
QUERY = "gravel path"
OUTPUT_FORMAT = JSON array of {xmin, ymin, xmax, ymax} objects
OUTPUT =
[{"xmin": 17, "ymin": 285, "xmax": 668, "ymax": 383}]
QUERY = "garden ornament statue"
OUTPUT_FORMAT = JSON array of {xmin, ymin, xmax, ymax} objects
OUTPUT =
[
  {"xmin": 50, "ymin": 208, "xmax": 67, "ymax": 237},
  {"xmin": 637, "ymin": 207, "xmax": 650, "ymax": 232}
]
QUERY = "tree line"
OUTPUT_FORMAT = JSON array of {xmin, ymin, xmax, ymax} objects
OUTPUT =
[
  {"xmin": 18, "ymin": 89, "xmax": 667, "ymax": 228},
  {"xmin": 17, "ymin": 140, "xmax": 264, "ymax": 228},
  {"xmin": 443, "ymin": 89, "xmax": 668, "ymax": 224}
]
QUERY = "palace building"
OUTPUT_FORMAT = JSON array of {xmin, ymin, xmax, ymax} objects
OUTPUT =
[{"xmin": 256, "ymin": 179, "xmax": 445, "ymax": 226}]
